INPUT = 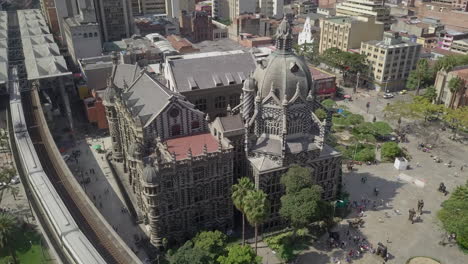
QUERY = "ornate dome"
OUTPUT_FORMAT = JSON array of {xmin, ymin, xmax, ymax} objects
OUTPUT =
[
  {"xmin": 143, "ymin": 166, "xmax": 158, "ymax": 185},
  {"xmin": 253, "ymin": 52, "xmax": 313, "ymax": 102},
  {"xmin": 128, "ymin": 142, "xmax": 143, "ymax": 159},
  {"xmin": 252, "ymin": 14, "xmax": 314, "ymax": 102}
]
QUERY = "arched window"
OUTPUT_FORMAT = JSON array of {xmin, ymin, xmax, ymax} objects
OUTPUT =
[
  {"xmin": 288, "ymin": 119, "xmax": 303, "ymax": 134},
  {"xmin": 229, "ymin": 94, "xmax": 240, "ymax": 107},
  {"xmin": 264, "ymin": 119, "xmax": 279, "ymax": 135},
  {"xmin": 83, "ymin": 33, "xmax": 88, "ymax": 38},
  {"xmin": 214, "ymin": 96, "xmax": 226, "ymax": 109},
  {"xmin": 171, "ymin": 124, "xmax": 181, "ymax": 136},
  {"xmin": 195, "ymin": 98, "xmax": 207, "ymax": 111},
  {"xmin": 94, "ymin": 32, "xmax": 98, "ymax": 37}
]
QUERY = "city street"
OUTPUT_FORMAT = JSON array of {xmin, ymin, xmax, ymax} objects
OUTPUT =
[{"xmin": 294, "ymin": 88, "xmax": 468, "ymax": 263}]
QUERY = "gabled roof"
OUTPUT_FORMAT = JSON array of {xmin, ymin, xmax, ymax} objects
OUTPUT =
[
  {"xmin": 121, "ymin": 72, "xmax": 188, "ymax": 127},
  {"xmin": 113, "ymin": 64, "xmax": 140, "ymax": 89},
  {"xmin": 168, "ymin": 52, "xmax": 256, "ymax": 92}
]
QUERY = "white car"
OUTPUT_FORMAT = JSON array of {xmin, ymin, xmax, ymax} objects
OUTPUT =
[
  {"xmin": 10, "ymin": 175, "xmax": 20, "ymax": 184},
  {"xmin": 383, "ymin": 93, "xmax": 394, "ymax": 99},
  {"xmin": 62, "ymin": 154, "xmax": 71, "ymax": 162}
]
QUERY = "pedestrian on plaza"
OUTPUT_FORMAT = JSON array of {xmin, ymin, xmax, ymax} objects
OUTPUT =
[
  {"xmin": 417, "ymin": 200, "xmax": 424, "ymax": 214},
  {"xmin": 461, "ymin": 166, "xmax": 464, "ymax": 172}
]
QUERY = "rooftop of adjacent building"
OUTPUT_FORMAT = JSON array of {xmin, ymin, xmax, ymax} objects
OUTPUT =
[
  {"xmin": 79, "ymin": 55, "xmax": 113, "ymax": 70},
  {"xmin": 164, "ymin": 133, "xmax": 221, "ymax": 161},
  {"xmin": 364, "ymin": 32, "xmax": 421, "ymax": 48},
  {"xmin": 309, "ymin": 66, "xmax": 335, "ymax": 81},
  {"xmin": 166, "ymin": 35, "xmax": 197, "ymax": 51},
  {"xmin": 321, "ymin": 15, "xmax": 379, "ymax": 25},
  {"xmin": 16, "ymin": 9, "xmax": 71, "ymax": 80},
  {"xmin": 453, "ymin": 38, "xmax": 468, "ymax": 45},
  {"xmin": 166, "ymin": 50, "xmax": 256, "ymax": 92},
  {"xmin": 192, "ymin": 38, "xmax": 250, "ymax": 53}
]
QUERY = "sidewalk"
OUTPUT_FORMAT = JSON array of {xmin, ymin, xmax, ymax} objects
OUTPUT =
[
  {"xmin": 63, "ymin": 135, "xmax": 149, "ymax": 260},
  {"xmin": 252, "ymin": 241, "xmax": 282, "ymax": 264}
]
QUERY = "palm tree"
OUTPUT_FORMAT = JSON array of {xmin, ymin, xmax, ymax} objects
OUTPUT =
[
  {"xmin": 243, "ymin": 189, "xmax": 269, "ymax": 254},
  {"xmin": 0, "ymin": 213, "xmax": 18, "ymax": 263},
  {"xmin": 448, "ymin": 76, "xmax": 465, "ymax": 108},
  {"xmin": 231, "ymin": 177, "xmax": 254, "ymax": 246}
]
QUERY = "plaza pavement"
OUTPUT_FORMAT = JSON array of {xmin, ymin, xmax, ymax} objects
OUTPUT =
[{"xmin": 293, "ymin": 88, "xmax": 468, "ymax": 263}]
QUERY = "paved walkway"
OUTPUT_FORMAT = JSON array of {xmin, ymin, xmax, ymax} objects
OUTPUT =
[
  {"xmin": 63, "ymin": 135, "xmax": 149, "ymax": 261},
  {"xmin": 293, "ymin": 88, "xmax": 468, "ymax": 264}
]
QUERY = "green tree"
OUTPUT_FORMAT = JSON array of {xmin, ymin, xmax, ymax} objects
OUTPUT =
[
  {"xmin": 314, "ymin": 108, "xmax": 327, "ymax": 121},
  {"xmin": 280, "ymin": 165, "xmax": 312, "ymax": 194},
  {"xmin": 447, "ymin": 76, "xmax": 465, "ymax": 108},
  {"xmin": 294, "ymin": 41, "xmax": 320, "ymax": 65},
  {"xmin": 434, "ymin": 54, "xmax": 468, "ymax": 73},
  {"xmin": 279, "ymin": 185, "xmax": 323, "ymax": 236},
  {"xmin": 192, "ymin": 231, "xmax": 227, "ymax": 263},
  {"xmin": 372, "ymin": 121, "xmax": 393, "ymax": 138},
  {"xmin": 321, "ymin": 99, "xmax": 336, "ymax": 109},
  {"xmin": 355, "ymin": 148, "xmax": 376, "ymax": 162},
  {"xmin": 0, "ymin": 213, "xmax": 18, "ymax": 264},
  {"xmin": 381, "ymin": 142, "xmax": 402, "ymax": 161},
  {"xmin": 168, "ymin": 240, "xmax": 209, "ymax": 264},
  {"xmin": 231, "ymin": 177, "xmax": 255, "ymax": 245},
  {"xmin": 406, "ymin": 59, "xmax": 432, "ymax": 95},
  {"xmin": 443, "ymin": 107, "xmax": 468, "ymax": 137},
  {"xmin": 244, "ymin": 189, "xmax": 269, "ymax": 254},
  {"xmin": 217, "ymin": 244, "xmax": 262, "ymax": 264},
  {"xmin": 438, "ymin": 182, "xmax": 468, "ymax": 250},
  {"xmin": 423, "ymin": 85, "xmax": 437, "ymax": 102}
]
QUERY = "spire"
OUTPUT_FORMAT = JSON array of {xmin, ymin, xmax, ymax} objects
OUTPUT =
[
  {"xmin": 275, "ymin": 14, "xmax": 294, "ymax": 52},
  {"xmin": 187, "ymin": 147, "xmax": 192, "ymax": 159},
  {"xmin": 217, "ymin": 134, "xmax": 222, "ymax": 151},
  {"xmin": 203, "ymin": 144, "xmax": 208, "ymax": 155},
  {"xmin": 307, "ymin": 89, "xmax": 314, "ymax": 101}
]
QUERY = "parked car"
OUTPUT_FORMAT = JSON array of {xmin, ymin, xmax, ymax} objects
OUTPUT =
[
  {"xmin": 62, "ymin": 154, "xmax": 70, "ymax": 162},
  {"xmin": 399, "ymin": 90, "xmax": 407, "ymax": 95},
  {"xmin": 383, "ymin": 93, "xmax": 394, "ymax": 99},
  {"xmin": 10, "ymin": 175, "xmax": 20, "ymax": 184}
]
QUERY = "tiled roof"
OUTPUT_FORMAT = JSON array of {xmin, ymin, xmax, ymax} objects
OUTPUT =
[{"xmin": 165, "ymin": 133, "xmax": 219, "ymax": 160}]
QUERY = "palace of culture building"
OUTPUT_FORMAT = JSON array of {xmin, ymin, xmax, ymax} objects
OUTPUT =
[{"xmin": 102, "ymin": 15, "xmax": 342, "ymax": 247}]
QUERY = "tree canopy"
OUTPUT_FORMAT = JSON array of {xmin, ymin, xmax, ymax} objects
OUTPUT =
[
  {"xmin": 169, "ymin": 231, "xmax": 228, "ymax": 264},
  {"xmin": 381, "ymin": 142, "xmax": 402, "ymax": 161},
  {"xmin": 280, "ymin": 165, "xmax": 313, "ymax": 194},
  {"xmin": 406, "ymin": 59, "xmax": 433, "ymax": 95},
  {"xmin": 168, "ymin": 240, "xmax": 209, "ymax": 264},
  {"xmin": 321, "ymin": 99, "xmax": 336, "ymax": 109},
  {"xmin": 192, "ymin": 231, "xmax": 228, "ymax": 263},
  {"xmin": 320, "ymin": 48, "xmax": 368, "ymax": 78},
  {"xmin": 438, "ymin": 181, "xmax": 468, "ymax": 250},
  {"xmin": 217, "ymin": 245, "xmax": 262, "ymax": 264},
  {"xmin": 294, "ymin": 41, "xmax": 320, "ymax": 66},
  {"xmin": 279, "ymin": 186, "xmax": 323, "ymax": 231}
]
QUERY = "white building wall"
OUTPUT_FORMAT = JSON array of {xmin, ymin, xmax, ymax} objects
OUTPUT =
[
  {"xmin": 166, "ymin": 0, "xmax": 180, "ymax": 18},
  {"xmin": 67, "ymin": 24, "xmax": 102, "ymax": 64}
]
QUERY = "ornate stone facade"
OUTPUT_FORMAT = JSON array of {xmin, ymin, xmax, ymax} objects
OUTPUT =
[{"xmin": 103, "ymin": 15, "xmax": 342, "ymax": 247}]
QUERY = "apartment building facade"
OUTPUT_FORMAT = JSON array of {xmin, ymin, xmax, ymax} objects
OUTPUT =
[
  {"xmin": 336, "ymin": 0, "xmax": 391, "ymax": 30},
  {"xmin": 361, "ymin": 32, "xmax": 421, "ymax": 91},
  {"xmin": 94, "ymin": 0, "xmax": 134, "ymax": 42},
  {"xmin": 319, "ymin": 16, "xmax": 384, "ymax": 53}
]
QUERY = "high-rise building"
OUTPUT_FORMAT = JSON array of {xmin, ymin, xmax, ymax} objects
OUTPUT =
[
  {"xmin": 319, "ymin": 16, "xmax": 384, "ymax": 53},
  {"xmin": 258, "ymin": 0, "xmax": 284, "ymax": 18},
  {"xmin": 336, "ymin": 0, "xmax": 391, "ymax": 30},
  {"xmin": 229, "ymin": 0, "xmax": 256, "ymax": 21},
  {"xmin": 165, "ymin": 0, "xmax": 180, "ymax": 18},
  {"xmin": 94, "ymin": 0, "xmax": 134, "ymax": 42},
  {"xmin": 131, "ymin": 0, "xmax": 167, "ymax": 16},
  {"xmin": 361, "ymin": 32, "xmax": 421, "ymax": 91},
  {"xmin": 39, "ymin": 0, "xmax": 78, "ymax": 45},
  {"xmin": 64, "ymin": 0, "xmax": 102, "ymax": 65}
]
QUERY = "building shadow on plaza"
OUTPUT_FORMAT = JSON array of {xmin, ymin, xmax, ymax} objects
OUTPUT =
[{"xmin": 342, "ymin": 170, "xmax": 405, "ymax": 219}]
